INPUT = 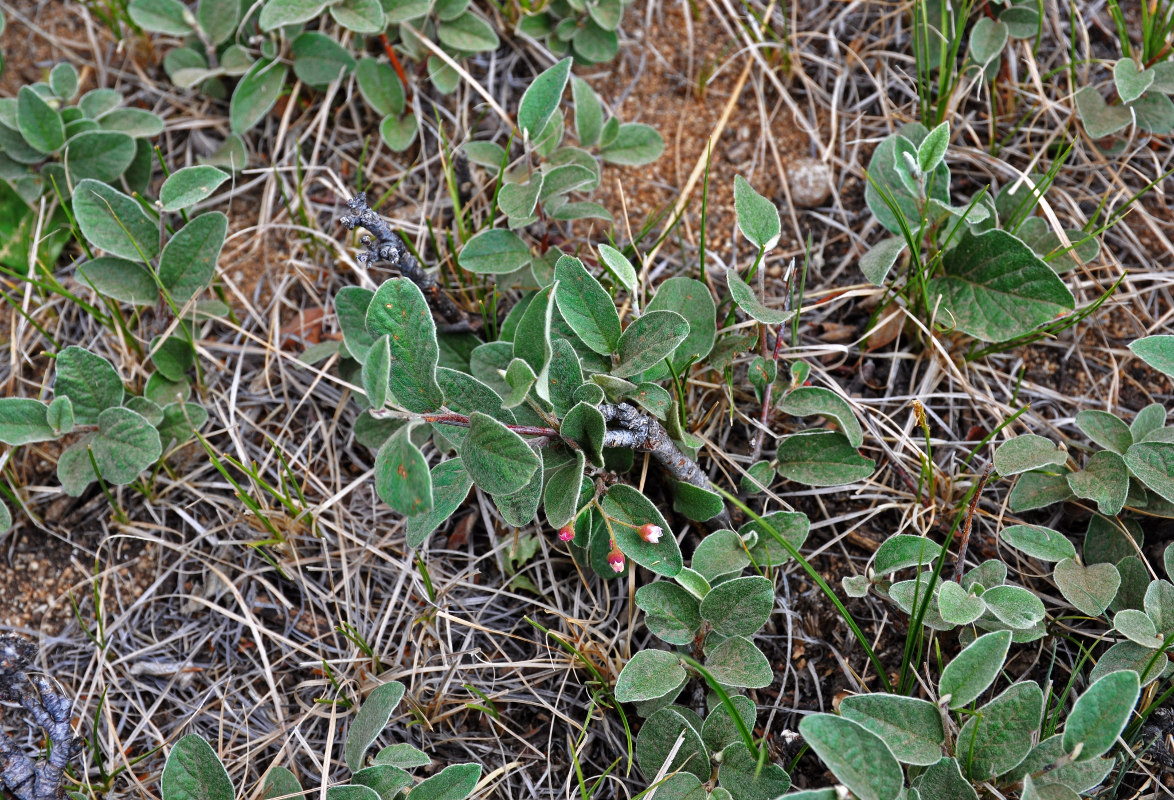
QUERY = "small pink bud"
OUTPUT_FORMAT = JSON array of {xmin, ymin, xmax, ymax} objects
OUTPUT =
[
  {"xmin": 557, "ymin": 524, "xmax": 575, "ymax": 542},
  {"xmin": 607, "ymin": 547, "xmax": 626, "ymax": 573},
  {"xmin": 639, "ymin": 523, "xmax": 662, "ymax": 544}
]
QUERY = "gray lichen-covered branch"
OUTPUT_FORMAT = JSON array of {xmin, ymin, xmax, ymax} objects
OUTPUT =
[
  {"xmin": 338, "ymin": 194, "xmax": 472, "ymax": 330},
  {"xmin": 0, "ymin": 635, "xmax": 82, "ymax": 800},
  {"xmin": 601, "ymin": 403, "xmax": 732, "ymax": 529}
]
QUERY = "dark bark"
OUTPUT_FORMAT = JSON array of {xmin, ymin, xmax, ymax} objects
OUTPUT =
[
  {"xmin": 600, "ymin": 403, "xmax": 732, "ymax": 529},
  {"xmin": 0, "ymin": 635, "xmax": 81, "ymax": 800},
  {"xmin": 338, "ymin": 194, "xmax": 473, "ymax": 331}
]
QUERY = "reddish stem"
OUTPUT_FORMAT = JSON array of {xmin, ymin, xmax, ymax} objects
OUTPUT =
[
  {"xmin": 379, "ymin": 34, "xmax": 413, "ymax": 104},
  {"xmin": 423, "ymin": 412, "xmax": 558, "ymax": 438}
]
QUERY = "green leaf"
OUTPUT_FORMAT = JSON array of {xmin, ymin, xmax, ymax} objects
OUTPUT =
[
  {"xmin": 1005, "ymin": 736, "xmax": 1112, "ymax": 794},
  {"xmin": 553, "ymin": 255, "xmax": 621, "ymax": 354},
  {"xmin": 64, "ymin": 130, "xmax": 136, "ymax": 183},
  {"xmin": 1124, "ymin": 442, "xmax": 1174, "ymax": 504},
  {"xmin": 436, "ymin": 12, "xmax": 499, "ymax": 52},
  {"xmin": 1075, "ymin": 86, "xmax": 1133, "ymax": 139},
  {"xmin": 1089, "ymin": 640, "xmax": 1166, "ymax": 686},
  {"xmin": 47, "ymin": 396, "xmax": 74, "ymax": 435},
  {"xmin": 498, "ymin": 177, "xmax": 542, "ymax": 220},
  {"xmin": 937, "ymin": 580, "xmax": 986, "ymax": 626},
  {"xmin": 1085, "ymin": 515, "xmax": 1143, "ymax": 566},
  {"xmin": 699, "ymin": 576, "xmax": 773, "ymax": 637},
  {"xmin": 373, "ymin": 743, "xmax": 430, "ymax": 770},
  {"xmin": 926, "ymin": 229, "xmax": 1075, "ymax": 342},
  {"xmin": 151, "ymin": 336, "xmax": 194, "ymax": 382},
  {"xmin": 1113, "ymin": 608, "xmax": 1163, "ymax": 648},
  {"xmin": 406, "ymin": 763, "xmax": 480, "ymax": 800},
  {"xmin": 644, "ymin": 277, "xmax": 716, "ymax": 373},
  {"xmin": 915, "ymin": 757, "xmax": 978, "ymax": 800},
  {"xmin": 1053, "ymin": 558, "xmax": 1119, "ymax": 617},
  {"xmin": 692, "ymin": 529, "xmax": 750, "ymax": 582},
  {"xmin": 99, "ymin": 108, "xmax": 164, "ymax": 137},
  {"xmin": 1115, "ymin": 58, "xmax": 1154, "ymax": 104},
  {"xmin": 701, "ymin": 694, "xmax": 756, "ymax": 754},
  {"xmin": 128, "ymin": 0, "xmax": 194, "ymax": 33},
  {"xmin": 73, "ymin": 179, "xmax": 159, "ymax": 261},
  {"xmin": 379, "ymin": 113, "xmax": 418, "ymax": 152},
  {"xmin": 291, "ymin": 31, "xmax": 357, "ymax": 87},
  {"xmin": 518, "ymin": 57, "xmax": 571, "ymax": 139},
  {"xmin": 78, "ymin": 256, "xmax": 157, "ymax": 305},
  {"xmin": 352, "ymin": 765, "xmax": 411, "ymax": 800},
  {"xmin": 362, "ymin": 336, "xmax": 392, "ymax": 409},
  {"xmin": 49, "ymin": 62, "xmax": 79, "ymax": 101},
  {"xmin": 405, "ymin": 459, "xmax": 471, "ymax": 548},
  {"xmin": 798, "ymin": 714, "xmax": 903, "ymax": 800},
  {"xmin": 0, "ymin": 398, "xmax": 54, "ymax": 445},
  {"xmin": 1145, "ymin": 578, "xmax": 1174, "ymax": 635},
  {"xmin": 982, "ymin": 585, "xmax": 1045, "ymax": 628},
  {"xmin": 938, "ymin": 630, "xmax": 1012, "ymax": 709},
  {"xmin": 839, "ymin": 694, "xmax": 944, "ymax": 766},
  {"xmin": 158, "ymin": 212, "xmax": 228, "ymax": 305},
  {"xmin": 459, "ymin": 228, "xmax": 530, "ymax": 274},
  {"xmin": 375, "ymin": 425, "xmax": 433, "ymax": 516},
  {"xmin": 162, "ymin": 734, "xmax": 234, "ymax": 800},
  {"xmin": 365, "ymin": 278, "xmax": 444, "ymax": 413},
  {"xmin": 733, "ymin": 175, "xmax": 780, "ymax": 250},
  {"xmin": 355, "ymin": 58, "xmax": 404, "ymax": 118},
  {"xmin": 197, "ymin": 0, "xmax": 238, "ymax": 44},
  {"xmin": 726, "ymin": 268, "xmax": 793, "ymax": 324},
  {"xmin": 156, "ymin": 402, "xmax": 207, "ymax": 448},
  {"xmin": 460, "ymin": 412, "xmax": 539, "ymax": 495},
  {"xmin": 705, "ymin": 636, "xmax": 773, "ymax": 688},
  {"xmin": 92, "ymin": 407, "xmax": 162, "ymax": 483},
  {"xmin": 612, "ymin": 309, "xmax": 689, "ymax": 378},
  {"xmin": 54, "ymin": 346, "xmax": 124, "ymax": 425},
  {"xmin": 672, "ymin": 482, "xmax": 724, "ymax": 522},
  {"xmin": 859, "ymin": 236, "xmax": 907, "ymax": 285},
  {"xmin": 969, "ymin": 17, "xmax": 1008, "ymax": 66},
  {"xmin": 502, "ymin": 358, "xmax": 537, "ymax": 409},
  {"xmin": 336, "ymin": 287, "xmax": 375, "ymax": 362},
  {"xmin": 776, "ymin": 430, "xmax": 873, "ymax": 486},
  {"xmin": 1131, "ymin": 335, "xmax": 1174, "ymax": 378},
  {"xmin": 1009, "ymin": 469, "xmax": 1073, "ymax": 512},
  {"xmin": 743, "ymin": 511, "xmax": 809, "ymax": 566},
  {"xmin": 779, "ymin": 386, "xmax": 863, "ymax": 448},
  {"xmin": 955, "ymin": 681, "xmax": 1044, "ymax": 780},
  {"xmin": 917, "ymin": 121, "xmax": 950, "ymax": 174},
  {"xmin": 1066, "ymin": 450, "xmax": 1129, "ymax": 515},
  {"xmin": 259, "ymin": 0, "xmax": 330, "ymax": 30},
  {"xmin": 599, "ymin": 123, "xmax": 664, "ymax": 166},
  {"xmin": 636, "ymin": 707, "xmax": 709, "ymax": 783},
  {"xmin": 602, "ymin": 483, "xmax": 682, "ymax": 577},
  {"xmin": 1075, "ymin": 410, "xmax": 1132, "ymax": 454},
  {"xmin": 326, "ymin": 787, "xmax": 379, "ymax": 800},
  {"xmin": 634, "ymin": 582, "xmax": 701, "ymax": 645},
  {"xmin": 1063, "ymin": 670, "xmax": 1140, "ymax": 760},
  {"xmin": 344, "ymin": 681, "xmax": 406, "ymax": 772},
  {"xmin": 559, "ymin": 401, "xmax": 604, "ymax": 466},
  {"xmin": 615, "ymin": 649, "xmax": 685, "ymax": 703},
  {"xmin": 597, "ymin": 243, "xmax": 638, "ymax": 298},
  {"xmin": 329, "ymin": 0, "xmax": 385, "ymax": 32},
  {"xmin": 716, "ymin": 743, "xmax": 791, "ymax": 800},
  {"xmin": 491, "ymin": 455, "xmax": 542, "ymax": 526},
  {"xmin": 1131, "ymin": 403, "xmax": 1166, "ymax": 442},
  {"xmin": 741, "ymin": 461, "xmax": 774, "ymax": 494},
  {"xmin": 571, "ymin": 77, "xmax": 602, "ymax": 147},
  {"xmin": 262, "ymin": 767, "xmax": 302, "ymax": 800},
  {"xmin": 628, "ymin": 383, "xmax": 672, "ymax": 419},
  {"xmin": 544, "ymin": 449, "xmax": 584, "ymax": 529},
  {"xmin": 1000, "ymin": 524, "xmax": 1076, "ymax": 562},
  {"xmin": 159, "ymin": 165, "xmax": 230, "ymax": 213},
  {"xmin": 230, "ymin": 59, "xmax": 288, "ymax": 134},
  {"xmin": 993, "ymin": 434, "xmax": 1068, "ymax": 476},
  {"xmin": 58, "ymin": 435, "xmax": 98, "ymax": 496}
]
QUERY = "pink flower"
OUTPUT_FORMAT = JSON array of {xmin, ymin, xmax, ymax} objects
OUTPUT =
[
  {"xmin": 639, "ymin": 523, "xmax": 662, "ymax": 544},
  {"xmin": 606, "ymin": 546, "xmax": 626, "ymax": 573},
  {"xmin": 557, "ymin": 524, "xmax": 575, "ymax": 542}
]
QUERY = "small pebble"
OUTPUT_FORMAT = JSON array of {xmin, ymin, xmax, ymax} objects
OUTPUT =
[{"xmin": 788, "ymin": 157, "xmax": 832, "ymax": 208}]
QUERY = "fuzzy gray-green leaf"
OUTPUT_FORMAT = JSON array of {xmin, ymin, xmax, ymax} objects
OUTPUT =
[
  {"xmin": 615, "ymin": 649, "xmax": 685, "ymax": 703},
  {"xmin": 375, "ymin": 425, "xmax": 433, "ymax": 516},
  {"xmin": 798, "ymin": 714, "xmax": 903, "ymax": 800},
  {"xmin": 158, "ymin": 211, "xmax": 227, "ymax": 305},
  {"xmin": 93, "ymin": 406, "xmax": 162, "ymax": 484},
  {"xmin": 365, "ymin": 278, "xmax": 444, "ymax": 413},
  {"xmin": 161, "ymin": 734, "xmax": 234, "ymax": 800},
  {"xmin": 839, "ymin": 694, "xmax": 944, "ymax": 766},
  {"xmin": 73, "ymin": 179, "xmax": 160, "ymax": 261},
  {"xmin": 344, "ymin": 681, "xmax": 406, "ymax": 772},
  {"xmin": 160, "ymin": 165, "xmax": 230, "ymax": 212},
  {"xmin": 603, "ymin": 484, "xmax": 682, "ymax": 577},
  {"xmin": 1053, "ymin": 558, "xmax": 1120, "ymax": 617},
  {"xmin": 461, "ymin": 412, "xmax": 538, "ymax": 496},
  {"xmin": 1063, "ymin": 670, "xmax": 1140, "ymax": 760},
  {"xmin": 705, "ymin": 636, "xmax": 772, "ymax": 688},
  {"xmin": 993, "ymin": 434, "xmax": 1067, "ymax": 476},
  {"xmin": 938, "ymin": 630, "xmax": 1011, "ymax": 709},
  {"xmin": 554, "ymin": 255, "xmax": 620, "ymax": 355},
  {"xmin": 612, "ymin": 310, "xmax": 689, "ymax": 378},
  {"xmin": 54, "ymin": 346, "xmax": 124, "ymax": 425},
  {"xmin": 699, "ymin": 576, "xmax": 773, "ymax": 637}
]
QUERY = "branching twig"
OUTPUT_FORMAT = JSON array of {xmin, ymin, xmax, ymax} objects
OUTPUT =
[
  {"xmin": 600, "ymin": 403, "xmax": 733, "ymax": 529},
  {"xmin": 0, "ymin": 635, "xmax": 81, "ymax": 800},
  {"xmin": 338, "ymin": 194, "xmax": 473, "ymax": 331}
]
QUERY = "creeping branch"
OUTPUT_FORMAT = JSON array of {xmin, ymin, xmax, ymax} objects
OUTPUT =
[
  {"xmin": 0, "ymin": 635, "xmax": 82, "ymax": 800},
  {"xmin": 338, "ymin": 194, "xmax": 472, "ymax": 331}
]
